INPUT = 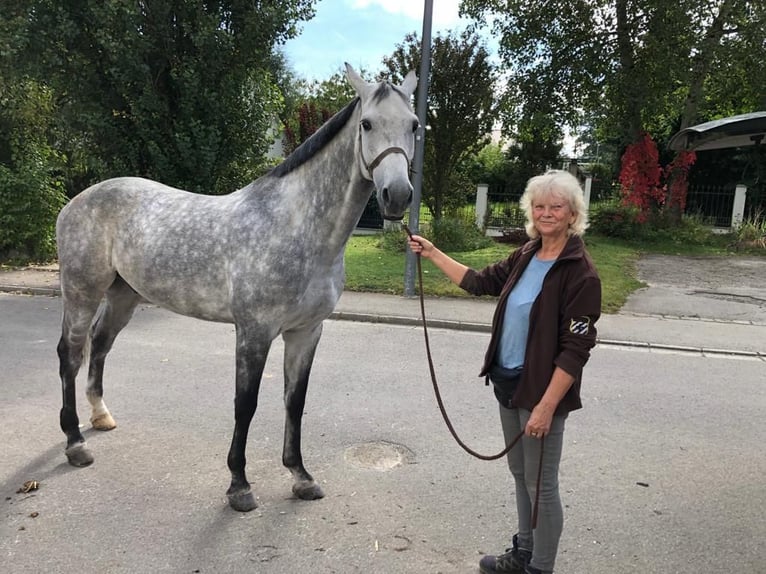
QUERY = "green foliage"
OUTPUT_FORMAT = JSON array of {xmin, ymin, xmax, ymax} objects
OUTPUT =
[
  {"xmin": 640, "ymin": 212, "xmax": 713, "ymax": 246},
  {"xmin": 733, "ymin": 210, "xmax": 766, "ymax": 250},
  {"xmin": 589, "ymin": 197, "xmax": 725, "ymax": 248},
  {"xmin": 0, "ymin": 162, "xmax": 66, "ymax": 263},
  {"xmin": 381, "ymin": 29, "xmax": 497, "ymax": 220},
  {"xmin": 280, "ymin": 67, "xmax": 367, "ymax": 154},
  {"xmin": 427, "ymin": 217, "xmax": 493, "ymax": 252},
  {"xmin": 459, "ymin": 143, "xmax": 513, "ymax": 187},
  {"xmin": 346, "ymin": 233, "xmax": 645, "ymax": 313},
  {"xmin": 0, "ymin": 77, "xmax": 67, "ymax": 262},
  {"xmin": 376, "ymin": 217, "xmax": 493, "ymax": 255},
  {"xmin": 588, "ymin": 200, "xmax": 643, "ymax": 239},
  {"xmin": 462, "ymin": 0, "xmax": 765, "ymax": 157},
  {"xmin": 376, "ymin": 226, "xmax": 408, "ymax": 253},
  {"xmin": 11, "ymin": 0, "xmax": 314, "ymax": 195}
]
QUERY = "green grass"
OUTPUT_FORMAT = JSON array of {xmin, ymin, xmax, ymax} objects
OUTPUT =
[{"xmin": 344, "ymin": 231, "xmax": 762, "ymax": 314}]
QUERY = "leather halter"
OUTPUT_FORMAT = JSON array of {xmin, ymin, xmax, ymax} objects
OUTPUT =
[{"xmin": 358, "ymin": 122, "xmax": 411, "ymax": 180}]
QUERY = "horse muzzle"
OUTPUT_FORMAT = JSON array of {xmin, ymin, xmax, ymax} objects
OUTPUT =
[
  {"xmin": 378, "ymin": 178, "xmax": 413, "ymax": 221},
  {"xmin": 367, "ymin": 148, "xmax": 413, "ymax": 221}
]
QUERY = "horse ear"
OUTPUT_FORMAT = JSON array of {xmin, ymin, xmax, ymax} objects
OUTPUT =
[
  {"xmin": 345, "ymin": 63, "xmax": 368, "ymax": 96},
  {"xmin": 400, "ymin": 70, "xmax": 418, "ymax": 98}
]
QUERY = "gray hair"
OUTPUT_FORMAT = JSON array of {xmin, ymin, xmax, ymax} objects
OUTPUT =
[{"xmin": 519, "ymin": 169, "xmax": 589, "ymax": 239}]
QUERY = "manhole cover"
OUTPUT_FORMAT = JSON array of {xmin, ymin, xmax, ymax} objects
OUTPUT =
[{"xmin": 344, "ymin": 441, "xmax": 414, "ymax": 471}]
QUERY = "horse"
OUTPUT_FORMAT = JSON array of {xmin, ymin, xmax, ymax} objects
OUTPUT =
[{"xmin": 55, "ymin": 64, "xmax": 419, "ymax": 512}]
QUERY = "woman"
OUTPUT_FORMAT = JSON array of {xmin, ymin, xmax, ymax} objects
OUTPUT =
[{"xmin": 407, "ymin": 170, "xmax": 601, "ymax": 574}]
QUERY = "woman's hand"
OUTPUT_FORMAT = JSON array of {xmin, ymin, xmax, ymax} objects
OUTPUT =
[
  {"xmin": 407, "ymin": 234, "xmax": 436, "ymax": 259},
  {"xmin": 526, "ymin": 367, "xmax": 574, "ymax": 438},
  {"xmin": 526, "ymin": 403, "xmax": 554, "ymax": 439}
]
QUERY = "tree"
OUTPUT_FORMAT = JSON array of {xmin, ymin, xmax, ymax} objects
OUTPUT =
[
  {"xmin": 461, "ymin": 0, "xmax": 765, "ymax": 154},
  {"xmin": 14, "ymin": 0, "xmax": 315, "ymax": 195},
  {"xmin": 0, "ymin": 6, "xmax": 66, "ymax": 261},
  {"xmin": 0, "ymin": 78, "xmax": 67, "ymax": 261},
  {"xmin": 280, "ymin": 67, "xmax": 364, "ymax": 154},
  {"xmin": 381, "ymin": 30, "xmax": 497, "ymax": 219}
]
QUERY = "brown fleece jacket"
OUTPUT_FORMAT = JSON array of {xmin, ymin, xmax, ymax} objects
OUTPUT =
[{"xmin": 459, "ymin": 234, "xmax": 602, "ymax": 415}]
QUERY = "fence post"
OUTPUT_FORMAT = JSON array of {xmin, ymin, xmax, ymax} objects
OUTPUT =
[
  {"xmin": 732, "ymin": 184, "xmax": 747, "ymax": 229},
  {"xmin": 583, "ymin": 176, "xmax": 592, "ymax": 212},
  {"xmin": 475, "ymin": 183, "xmax": 489, "ymax": 229}
]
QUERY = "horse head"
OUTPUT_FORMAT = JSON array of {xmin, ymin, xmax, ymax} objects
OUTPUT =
[{"xmin": 346, "ymin": 64, "xmax": 419, "ymax": 221}]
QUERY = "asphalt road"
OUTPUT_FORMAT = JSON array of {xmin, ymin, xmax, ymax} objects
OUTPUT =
[{"xmin": 1, "ymin": 294, "xmax": 764, "ymax": 573}]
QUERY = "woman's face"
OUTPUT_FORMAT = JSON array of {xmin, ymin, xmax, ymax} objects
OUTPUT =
[{"xmin": 532, "ymin": 190, "xmax": 576, "ymax": 240}]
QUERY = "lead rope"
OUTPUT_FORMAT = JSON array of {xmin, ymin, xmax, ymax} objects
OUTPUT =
[{"xmin": 403, "ymin": 225, "xmax": 543, "ymax": 528}]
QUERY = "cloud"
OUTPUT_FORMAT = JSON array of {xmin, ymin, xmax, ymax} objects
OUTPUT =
[{"xmin": 350, "ymin": 0, "xmax": 465, "ymax": 28}]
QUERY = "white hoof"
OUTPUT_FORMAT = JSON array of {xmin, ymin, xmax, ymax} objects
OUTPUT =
[{"xmin": 91, "ymin": 412, "xmax": 117, "ymax": 431}]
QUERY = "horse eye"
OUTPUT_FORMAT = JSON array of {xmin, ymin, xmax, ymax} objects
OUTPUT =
[
  {"xmin": 411, "ymin": 120, "xmax": 420, "ymax": 133},
  {"xmin": 361, "ymin": 119, "xmax": 372, "ymax": 131}
]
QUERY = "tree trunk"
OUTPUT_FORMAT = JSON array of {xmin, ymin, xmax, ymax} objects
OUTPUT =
[
  {"xmin": 615, "ymin": 0, "xmax": 644, "ymax": 148},
  {"xmin": 679, "ymin": 0, "xmax": 738, "ymax": 130}
]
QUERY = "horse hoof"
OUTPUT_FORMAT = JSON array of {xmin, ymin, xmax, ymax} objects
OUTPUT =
[
  {"xmin": 65, "ymin": 443, "xmax": 94, "ymax": 467},
  {"xmin": 227, "ymin": 490, "xmax": 257, "ymax": 512},
  {"xmin": 91, "ymin": 413, "xmax": 117, "ymax": 431},
  {"xmin": 292, "ymin": 481, "xmax": 325, "ymax": 501}
]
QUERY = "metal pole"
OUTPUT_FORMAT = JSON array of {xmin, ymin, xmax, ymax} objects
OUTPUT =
[{"xmin": 404, "ymin": 0, "xmax": 433, "ymax": 297}]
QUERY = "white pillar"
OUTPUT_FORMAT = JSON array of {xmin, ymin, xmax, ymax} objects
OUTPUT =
[
  {"xmin": 732, "ymin": 184, "xmax": 747, "ymax": 229},
  {"xmin": 475, "ymin": 183, "xmax": 489, "ymax": 229},
  {"xmin": 583, "ymin": 176, "xmax": 592, "ymax": 212}
]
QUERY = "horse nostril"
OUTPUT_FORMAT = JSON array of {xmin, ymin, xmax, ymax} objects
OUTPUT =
[{"xmin": 382, "ymin": 188, "xmax": 390, "ymax": 204}]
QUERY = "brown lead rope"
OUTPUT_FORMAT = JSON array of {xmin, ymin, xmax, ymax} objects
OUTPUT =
[{"xmin": 403, "ymin": 225, "xmax": 543, "ymax": 528}]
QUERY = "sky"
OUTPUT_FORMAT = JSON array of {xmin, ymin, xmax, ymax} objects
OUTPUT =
[
  {"xmin": 281, "ymin": 0, "xmax": 474, "ymax": 81},
  {"xmin": 280, "ymin": 1, "xmax": 576, "ymax": 154}
]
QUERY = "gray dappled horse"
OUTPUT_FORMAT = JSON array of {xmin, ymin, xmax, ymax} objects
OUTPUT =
[{"xmin": 55, "ymin": 65, "xmax": 418, "ymax": 511}]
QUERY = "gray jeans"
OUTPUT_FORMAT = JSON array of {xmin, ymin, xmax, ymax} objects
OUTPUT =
[{"xmin": 499, "ymin": 405, "xmax": 567, "ymax": 573}]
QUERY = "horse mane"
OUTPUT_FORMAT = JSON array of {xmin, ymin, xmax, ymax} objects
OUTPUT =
[{"xmin": 269, "ymin": 97, "xmax": 360, "ymax": 178}]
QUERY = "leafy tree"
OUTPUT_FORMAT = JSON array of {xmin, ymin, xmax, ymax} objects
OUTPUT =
[
  {"xmin": 461, "ymin": 0, "xmax": 764, "ymax": 154},
  {"xmin": 381, "ymin": 30, "xmax": 498, "ymax": 219},
  {"xmin": 0, "ymin": 7, "xmax": 66, "ymax": 261},
  {"xmin": 0, "ymin": 78, "xmax": 67, "ymax": 261},
  {"xmin": 14, "ymin": 0, "xmax": 315, "ymax": 195}
]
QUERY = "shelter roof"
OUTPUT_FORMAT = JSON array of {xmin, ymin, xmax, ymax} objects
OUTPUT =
[{"xmin": 669, "ymin": 112, "xmax": 766, "ymax": 151}]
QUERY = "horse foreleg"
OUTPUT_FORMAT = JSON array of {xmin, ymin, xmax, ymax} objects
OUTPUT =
[
  {"xmin": 282, "ymin": 325, "xmax": 325, "ymax": 501},
  {"xmin": 86, "ymin": 278, "xmax": 141, "ymax": 430},
  {"xmin": 226, "ymin": 326, "xmax": 272, "ymax": 512}
]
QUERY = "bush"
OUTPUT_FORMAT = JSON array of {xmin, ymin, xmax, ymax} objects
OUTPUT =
[
  {"xmin": 376, "ymin": 226, "xmax": 408, "ymax": 253},
  {"xmin": 588, "ymin": 200, "xmax": 642, "ymax": 239},
  {"xmin": 429, "ymin": 217, "xmax": 493, "ymax": 251},
  {"xmin": 376, "ymin": 216, "xmax": 493, "ymax": 254},
  {"xmin": 641, "ymin": 211, "xmax": 712, "ymax": 245},
  {"xmin": 733, "ymin": 210, "xmax": 766, "ymax": 250},
  {"xmin": 0, "ymin": 156, "xmax": 66, "ymax": 263}
]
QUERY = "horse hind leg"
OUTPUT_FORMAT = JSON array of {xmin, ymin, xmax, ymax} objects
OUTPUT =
[
  {"xmin": 282, "ymin": 324, "xmax": 325, "ymax": 501},
  {"xmin": 58, "ymin": 294, "xmax": 104, "ymax": 467},
  {"xmin": 86, "ymin": 276, "xmax": 141, "ymax": 431}
]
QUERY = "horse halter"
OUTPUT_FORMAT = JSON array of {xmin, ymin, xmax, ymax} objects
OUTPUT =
[{"xmin": 357, "ymin": 121, "xmax": 412, "ymax": 180}]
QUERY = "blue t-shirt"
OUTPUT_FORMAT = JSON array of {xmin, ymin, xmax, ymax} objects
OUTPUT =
[{"xmin": 496, "ymin": 255, "xmax": 556, "ymax": 369}]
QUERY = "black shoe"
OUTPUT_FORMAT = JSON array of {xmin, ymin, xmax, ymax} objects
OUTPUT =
[{"xmin": 479, "ymin": 534, "xmax": 531, "ymax": 574}]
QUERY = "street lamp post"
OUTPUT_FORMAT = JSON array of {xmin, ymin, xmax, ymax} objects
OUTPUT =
[{"xmin": 404, "ymin": 0, "xmax": 433, "ymax": 297}]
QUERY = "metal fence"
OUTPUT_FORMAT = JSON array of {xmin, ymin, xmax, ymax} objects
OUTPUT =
[
  {"xmin": 685, "ymin": 184, "xmax": 737, "ymax": 227},
  {"xmin": 356, "ymin": 180, "xmax": 765, "ymax": 232}
]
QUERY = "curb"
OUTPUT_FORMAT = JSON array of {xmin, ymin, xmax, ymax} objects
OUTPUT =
[
  {"xmin": 330, "ymin": 311, "xmax": 765, "ymax": 360},
  {"xmin": 2, "ymin": 285, "xmax": 762, "ymax": 360},
  {"xmin": 0, "ymin": 285, "xmax": 61, "ymax": 297}
]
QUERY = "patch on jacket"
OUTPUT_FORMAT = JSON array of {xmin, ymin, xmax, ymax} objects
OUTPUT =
[{"xmin": 569, "ymin": 316, "xmax": 591, "ymax": 335}]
